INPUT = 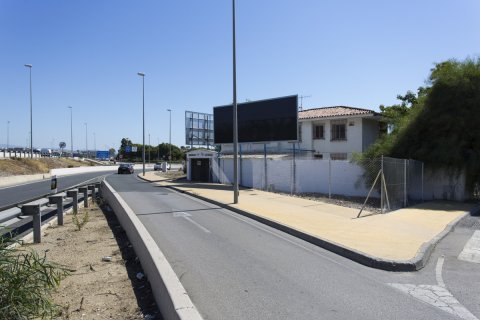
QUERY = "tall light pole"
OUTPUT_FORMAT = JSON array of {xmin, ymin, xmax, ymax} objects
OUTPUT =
[
  {"xmin": 68, "ymin": 106, "xmax": 73, "ymax": 157},
  {"xmin": 167, "ymin": 109, "xmax": 172, "ymax": 163},
  {"xmin": 24, "ymin": 64, "xmax": 33, "ymax": 158},
  {"xmin": 6, "ymin": 120, "xmax": 10, "ymax": 151},
  {"xmin": 232, "ymin": 0, "xmax": 239, "ymax": 203},
  {"xmin": 137, "ymin": 72, "xmax": 146, "ymax": 176},
  {"xmin": 93, "ymin": 132, "xmax": 96, "ymax": 158},
  {"xmin": 148, "ymin": 133, "xmax": 151, "ymax": 163},
  {"xmin": 157, "ymin": 137, "xmax": 160, "ymax": 160},
  {"xmin": 84, "ymin": 122, "xmax": 88, "ymax": 158}
]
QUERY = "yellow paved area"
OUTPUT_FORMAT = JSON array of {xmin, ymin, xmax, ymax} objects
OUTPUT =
[{"xmin": 140, "ymin": 172, "xmax": 472, "ymax": 261}]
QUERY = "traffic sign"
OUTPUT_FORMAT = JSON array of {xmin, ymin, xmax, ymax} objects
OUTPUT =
[
  {"xmin": 132, "ymin": 146, "xmax": 138, "ymax": 152},
  {"xmin": 96, "ymin": 150, "xmax": 109, "ymax": 160},
  {"xmin": 125, "ymin": 146, "xmax": 132, "ymax": 153}
]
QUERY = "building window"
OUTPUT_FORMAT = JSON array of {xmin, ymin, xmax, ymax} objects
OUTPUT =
[
  {"xmin": 298, "ymin": 123, "xmax": 302, "ymax": 142},
  {"xmin": 331, "ymin": 120, "xmax": 347, "ymax": 141},
  {"xmin": 313, "ymin": 124, "xmax": 324, "ymax": 139},
  {"xmin": 331, "ymin": 153, "xmax": 348, "ymax": 160}
]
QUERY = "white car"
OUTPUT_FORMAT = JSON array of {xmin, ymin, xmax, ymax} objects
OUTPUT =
[{"xmin": 154, "ymin": 162, "xmax": 171, "ymax": 171}]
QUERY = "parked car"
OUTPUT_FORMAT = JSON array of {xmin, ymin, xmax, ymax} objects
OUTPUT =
[{"xmin": 118, "ymin": 163, "xmax": 134, "ymax": 174}]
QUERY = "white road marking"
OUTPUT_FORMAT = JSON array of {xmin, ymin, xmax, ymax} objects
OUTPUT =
[
  {"xmin": 173, "ymin": 211, "xmax": 211, "ymax": 233},
  {"xmin": 458, "ymin": 231, "xmax": 480, "ymax": 264},
  {"xmin": 436, "ymin": 255, "xmax": 446, "ymax": 287},
  {"xmin": 389, "ymin": 257, "xmax": 478, "ymax": 320}
]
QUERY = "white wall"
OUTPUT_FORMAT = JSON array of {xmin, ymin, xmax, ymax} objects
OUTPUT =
[{"xmin": 215, "ymin": 158, "xmax": 374, "ymax": 197}]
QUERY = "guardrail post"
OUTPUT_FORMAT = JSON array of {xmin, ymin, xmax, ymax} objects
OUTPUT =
[
  {"xmin": 66, "ymin": 189, "xmax": 79, "ymax": 213},
  {"xmin": 48, "ymin": 195, "xmax": 64, "ymax": 225},
  {"xmin": 78, "ymin": 187, "xmax": 88, "ymax": 208},
  {"xmin": 95, "ymin": 182, "xmax": 102, "ymax": 198},
  {"xmin": 88, "ymin": 185, "xmax": 96, "ymax": 201},
  {"xmin": 21, "ymin": 204, "xmax": 42, "ymax": 243}
]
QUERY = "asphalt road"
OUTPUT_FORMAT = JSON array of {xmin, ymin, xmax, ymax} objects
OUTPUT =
[
  {"xmin": 106, "ymin": 173, "xmax": 472, "ymax": 320},
  {"xmin": 0, "ymin": 171, "xmax": 112, "ymax": 208}
]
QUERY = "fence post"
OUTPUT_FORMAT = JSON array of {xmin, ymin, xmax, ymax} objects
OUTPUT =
[
  {"xmin": 239, "ymin": 144, "xmax": 243, "ymax": 187},
  {"xmin": 404, "ymin": 159, "xmax": 407, "ymax": 207},
  {"xmin": 328, "ymin": 159, "xmax": 332, "ymax": 199},
  {"xmin": 292, "ymin": 143, "xmax": 296, "ymax": 194},
  {"xmin": 381, "ymin": 155, "xmax": 384, "ymax": 214},
  {"xmin": 48, "ymin": 195, "xmax": 64, "ymax": 226},
  {"xmin": 67, "ymin": 189, "xmax": 79, "ymax": 213},
  {"xmin": 264, "ymin": 144, "xmax": 267, "ymax": 190},
  {"xmin": 78, "ymin": 187, "xmax": 88, "ymax": 208}
]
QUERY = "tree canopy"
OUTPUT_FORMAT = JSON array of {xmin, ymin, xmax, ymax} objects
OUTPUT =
[{"xmin": 363, "ymin": 57, "xmax": 480, "ymax": 190}]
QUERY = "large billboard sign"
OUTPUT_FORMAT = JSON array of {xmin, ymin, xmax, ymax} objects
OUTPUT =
[
  {"xmin": 213, "ymin": 95, "xmax": 298, "ymax": 144},
  {"xmin": 185, "ymin": 111, "xmax": 214, "ymax": 147}
]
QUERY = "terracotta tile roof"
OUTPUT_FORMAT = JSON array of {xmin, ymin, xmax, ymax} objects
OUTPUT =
[{"xmin": 299, "ymin": 106, "xmax": 379, "ymax": 120}]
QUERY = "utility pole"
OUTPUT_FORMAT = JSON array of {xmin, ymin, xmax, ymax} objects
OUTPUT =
[
  {"xmin": 232, "ymin": 0, "xmax": 239, "ymax": 204},
  {"xmin": 68, "ymin": 106, "xmax": 73, "ymax": 157},
  {"xmin": 148, "ymin": 133, "xmax": 151, "ymax": 163},
  {"xmin": 6, "ymin": 120, "xmax": 10, "ymax": 151},
  {"xmin": 84, "ymin": 122, "xmax": 88, "ymax": 158},
  {"xmin": 167, "ymin": 109, "xmax": 172, "ymax": 162},
  {"xmin": 24, "ymin": 64, "xmax": 33, "ymax": 158},
  {"xmin": 137, "ymin": 72, "xmax": 146, "ymax": 176}
]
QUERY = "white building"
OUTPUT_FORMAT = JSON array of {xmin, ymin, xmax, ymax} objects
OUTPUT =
[{"xmin": 220, "ymin": 106, "xmax": 383, "ymax": 160}]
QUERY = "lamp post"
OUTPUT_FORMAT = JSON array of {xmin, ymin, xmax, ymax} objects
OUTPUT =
[
  {"xmin": 157, "ymin": 137, "xmax": 160, "ymax": 161},
  {"xmin": 6, "ymin": 120, "xmax": 10, "ymax": 151},
  {"xmin": 84, "ymin": 122, "xmax": 88, "ymax": 158},
  {"xmin": 24, "ymin": 64, "xmax": 33, "ymax": 158},
  {"xmin": 137, "ymin": 72, "xmax": 145, "ymax": 176},
  {"xmin": 93, "ymin": 132, "xmax": 96, "ymax": 158},
  {"xmin": 167, "ymin": 109, "xmax": 172, "ymax": 163},
  {"xmin": 68, "ymin": 106, "xmax": 73, "ymax": 157},
  {"xmin": 148, "ymin": 133, "xmax": 151, "ymax": 163},
  {"xmin": 232, "ymin": 0, "xmax": 239, "ymax": 203}
]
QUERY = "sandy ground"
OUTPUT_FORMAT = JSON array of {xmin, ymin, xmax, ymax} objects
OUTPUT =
[{"xmin": 24, "ymin": 201, "xmax": 161, "ymax": 320}]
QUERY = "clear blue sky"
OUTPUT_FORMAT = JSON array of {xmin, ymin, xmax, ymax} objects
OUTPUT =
[{"xmin": 1, "ymin": 0, "xmax": 479, "ymax": 151}]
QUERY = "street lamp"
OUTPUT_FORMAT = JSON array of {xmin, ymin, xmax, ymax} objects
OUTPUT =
[
  {"xmin": 148, "ymin": 133, "xmax": 151, "ymax": 163},
  {"xmin": 6, "ymin": 120, "xmax": 10, "ymax": 151},
  {"xmin": 232, "ymin": 0, "xmax": 239, "ymax": 203},
  {"xmin": 24, "ymin": 64, "xmax": 33, "ymax": 158},
  {"xmin": 167, "ymin": 109, "xmax": 172, "ymax": 163},
  {"xmin": 93, "ymin": 132, "xmax": 96, "ymax": 157},
  {"xmin": 84, "ymin": 122, "xmax": 88, "ymax": 158},
  {"xmin": 137, "ymin": 72, "xmax": 146, "ymax": 176},
  {"xmin": 68, "ymin": 106, "xmax": 73, "ymax": 157}
]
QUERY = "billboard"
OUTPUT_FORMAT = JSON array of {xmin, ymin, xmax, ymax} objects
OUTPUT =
[
  {"xmin": 185, "ymin": 111, "xmax": 214, "ymax": 147},
  {"xmin": 214, "ymin": 95, "xmax": 298, "ymax": 144}
]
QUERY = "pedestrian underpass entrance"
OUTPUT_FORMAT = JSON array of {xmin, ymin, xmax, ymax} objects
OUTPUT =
[{"xmin": 186, "ymin": 150, "xmax": 216, "ymax": 182}]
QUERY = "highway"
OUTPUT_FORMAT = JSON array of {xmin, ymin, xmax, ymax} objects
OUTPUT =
[
  {"xmin": 0, "ymin": 171, "xmax": 112, "ymax": 209},
  {"xmin": 106, "ymin": 173, "xmax": 465, "ymax": 320}
]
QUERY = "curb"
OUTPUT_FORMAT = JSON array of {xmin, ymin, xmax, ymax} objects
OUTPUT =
[
  {"xmin": 139, "ymin": 175, "xmax": 475, "ymax": 272},
  {"xmin": 102, "ymin": 180, "xmax": 203, "ymax": 320}
]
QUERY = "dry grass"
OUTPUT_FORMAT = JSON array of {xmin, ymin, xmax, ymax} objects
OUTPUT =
[{"xmin": 0, "ymin": 158, "xmax": 91, "ymax": 177}]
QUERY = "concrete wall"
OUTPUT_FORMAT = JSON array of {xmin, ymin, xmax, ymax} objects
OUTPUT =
[
  {"xmin": 423, "ymin": 168, "xmax": 468, "ymax": 201},
  {"xmin": 215, "ymin": 158, "xmax": 374, "ymax": 197},
  {"xmin": 0, "ymin": 173, "xmax": 51, "ymax": 188},
  {"xmin": 0, "ymin": 151, "xmax": 41, "ymax": 158}
]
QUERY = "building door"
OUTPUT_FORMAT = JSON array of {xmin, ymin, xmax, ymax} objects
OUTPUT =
[{"xmin": 191, "ymin": 158, "xmax": 210, "ymax": 182}]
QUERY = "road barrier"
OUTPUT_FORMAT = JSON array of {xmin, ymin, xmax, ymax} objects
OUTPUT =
[{"xmin": 101, "ymin": 180, "xmax": 202, "ymax": 320}]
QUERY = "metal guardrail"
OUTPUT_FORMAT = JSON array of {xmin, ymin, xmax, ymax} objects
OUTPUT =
[
  {"xmin": 0, "ymin": 175, "xmax": 108, "ymax": 212},
  {"xmin": 0, "ymin": 176, "xmax": 106, "ymax": 242}
]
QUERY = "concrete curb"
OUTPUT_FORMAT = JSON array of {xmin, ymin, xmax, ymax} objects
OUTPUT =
[
  {"xmin": 101, "ymin": 181, "xmax": 203, "ymax": 320},
  {"xmin": 146, "ymin": 179, "xmax": 476, "ymax": 272}
]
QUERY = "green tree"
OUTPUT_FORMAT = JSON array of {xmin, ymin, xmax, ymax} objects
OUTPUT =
[{"xmin": 362, "ymin": 57, "xmax": 480, "ymax": 191}]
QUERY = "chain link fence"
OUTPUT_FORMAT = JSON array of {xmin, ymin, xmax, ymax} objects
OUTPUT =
[{"xmin": 215, "ymin": 150, "xmax": 425, "ymax": 214}]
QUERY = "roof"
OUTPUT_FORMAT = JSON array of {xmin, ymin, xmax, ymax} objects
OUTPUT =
[{"xmin": 299, "ymin": 106, "xmax": 379, "ymax": 120}]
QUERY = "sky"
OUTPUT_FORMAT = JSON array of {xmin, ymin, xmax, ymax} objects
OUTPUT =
[{"xmin": 1, "ymin": 0, "xmax": 479, "ymax": 151}]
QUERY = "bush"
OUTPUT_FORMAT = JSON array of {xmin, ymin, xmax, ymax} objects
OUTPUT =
[{"xmin": 0, "ymin": 229, "xmax": 69, "ymax": 319}]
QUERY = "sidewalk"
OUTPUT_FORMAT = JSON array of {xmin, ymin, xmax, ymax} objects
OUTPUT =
[{"xmin": 139, "ymin": 171, "xmax": 474, "ymax": 271}]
